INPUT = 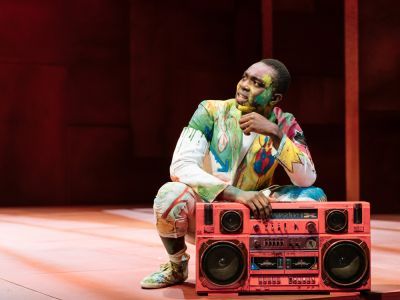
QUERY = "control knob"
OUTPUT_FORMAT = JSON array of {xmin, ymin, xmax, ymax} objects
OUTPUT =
[
  {"xmin": 305, "ymin": 237, "xmax": 317, "ymax": 249},
  {"xmin": 306, "ymin": 221, "xmax": 317, "ymax": 233}
]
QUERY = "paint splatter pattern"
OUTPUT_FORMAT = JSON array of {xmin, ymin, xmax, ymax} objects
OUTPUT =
[{"xmin": 170, "ymin": 99, "xmax": 316, "ymax": 201}]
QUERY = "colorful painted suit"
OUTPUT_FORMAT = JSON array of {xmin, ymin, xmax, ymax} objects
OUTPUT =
[
  {"xmin": 172, "ymin": 99, "xmax": 317, "ymax": 200},
  {"xmin": 154, "ymin": 99, "xmax": 325, "ymax": 239}
]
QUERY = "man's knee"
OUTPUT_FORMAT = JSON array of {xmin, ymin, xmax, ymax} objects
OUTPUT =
[
  {"xmin": 153, "ymin": 182, "xmax": 193, "ymax": 238},
  {"xmin": 273, "ymin": 185, "xmax": 327, "ymax": 202},
  {"xmin": 153, "ymin": 182, "xmax": 189, "ymax": 215},
  {"xmin": 305, "ymin": 186, "xmax": 327, "ymax": 202}
]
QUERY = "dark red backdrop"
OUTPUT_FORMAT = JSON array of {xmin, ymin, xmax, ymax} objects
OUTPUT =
[{"xmin": 0, "ymin": 0, "xmax": 398, "ymax": 213}]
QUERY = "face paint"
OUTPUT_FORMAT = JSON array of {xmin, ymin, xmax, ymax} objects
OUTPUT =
[
  {"xmin": 235, "ymin": 63, "xmax": 276, "ymax": 114},
  {"xmin": 254, "ymin": 85, "xmax": 273, "ymax": 107},
  {"xmin": 237, "ymin": 104, "xmax": 256, "ymax": 113},
  {"xmin": 262, "ymin": 74, "xmax": 272, "ymax": 87}
]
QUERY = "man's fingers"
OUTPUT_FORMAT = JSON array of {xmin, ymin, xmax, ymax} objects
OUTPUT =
[
  {"xmin": 248, "ymin": 197, "xmax": 262, "ymax": 219},
  {"xmin": 239, "ymin": 116, "xmax": 247, "ymax": 124},
  {"xmin": 239, "ymin": 120, "xmax": 252, "ymax": 130},
  {"xmin": 239, "ymin": 119, "xmax": 253, "ymax": 135},
  {"xmin": 266, "ymin": 196, "xmax": 273, "ymax": 217},
  {"xmin": 246, "ymin": 201, "xmax": 258, "ymax": 218},
  {"xmin": 256, "ymin": 195, "xmax": 268, "ymax": 220},
  {"xmin": 243, "ymin": 128, "xmax": 252, "ymax": 135},
  {"xmin": 253, "ymin": 193, "xmax": 269, "ymax": 220},
  {"xmin": 258, "ymin": 192, "xmax": 273, "ymax": 219},
  {"xmin": 267, "ymin": 203, "xmax": 272, "ymax": 218},
  {"xmin": 239, "ymin": 113, "xmax": 254, "ymax": 124},
  {"xmin": 268, "ymin": 195, "xmax": 277, "ymax": 202},
  {"xmin": 264, "ymin": 205, "xmax": 271, "ymax": 219},
  {"xmin": 253, "ymin": 197, "xmax": 265, "ymax": 220},
  {"xmin": 257, "ymin": 194, "xmax": 270, "ymax": 219},
  {"xmin": 241, "ymin": 121, "xmax": 253, "ymax": 135}
]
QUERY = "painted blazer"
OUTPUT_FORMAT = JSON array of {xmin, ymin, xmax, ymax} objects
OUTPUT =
[{"xmin": 170, "ymin": 99, "xmax": 316, "ymax": 202}]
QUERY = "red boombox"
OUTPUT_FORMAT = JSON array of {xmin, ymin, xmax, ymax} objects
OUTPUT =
[{"xmin": 196, "ymin": 201, "xmax": 371, "ymax": 295}]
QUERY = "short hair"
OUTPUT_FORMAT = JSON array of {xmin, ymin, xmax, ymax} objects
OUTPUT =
[{"xmin": 260, "ymin": 58, "xmax": 291, "ymax": 94}]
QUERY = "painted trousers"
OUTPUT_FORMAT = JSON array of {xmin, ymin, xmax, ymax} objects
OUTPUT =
[{"xmin": 153, "ymin": 182, "xmax": 327, "ymax": 240}]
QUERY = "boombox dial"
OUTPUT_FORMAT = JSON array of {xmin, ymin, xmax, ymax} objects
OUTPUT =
[
  {"xmin": 306, "ymin": 222, "xmax": 317, "ymax": 233},
  {"xmin": 305, "ymin": 237, "xmax": 318, "ymax": 249}
]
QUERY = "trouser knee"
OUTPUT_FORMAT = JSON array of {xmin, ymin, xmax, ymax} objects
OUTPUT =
[
  {"xmin": 273, "ymin": 185, "xmax": 327, "ymax": 202},
  {"xmin": 153, "ymin": 182, "xmax": 195, "ymax": 238},
  {"xmin": 309, "ymin": 187, "xmax": 327, "ymax": 201}
]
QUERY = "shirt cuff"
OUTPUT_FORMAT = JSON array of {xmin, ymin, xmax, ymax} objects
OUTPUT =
[{"xmin": 196, "ymin": 183, "xmax": 228, "ymax": 203}]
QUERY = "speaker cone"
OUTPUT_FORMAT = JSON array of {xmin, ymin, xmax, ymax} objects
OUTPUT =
[
  {"xmin": 202, "ymin": 242, "xmax": 245, "ymax": 286},
  {"xmin": 221, "ymin": 210, "xmax": 243, "ymax": 233},
  {"xmin": 324, "ymin": 241, "xmax": 368, "ymax": 287},
  {"xmin": 326, "ymin": 210, "xmax": 348, "ymax": 233}
]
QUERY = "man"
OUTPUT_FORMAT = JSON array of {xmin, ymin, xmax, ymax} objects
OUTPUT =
[{"xmin": 140, "ymin": 59, "xmax": 326, "ymax": 289}]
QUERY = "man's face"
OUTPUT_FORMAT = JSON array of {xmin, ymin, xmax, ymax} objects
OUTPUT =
[{"xmin": 235, "ymin": 62, "xmax": 277, "ymax": 113}]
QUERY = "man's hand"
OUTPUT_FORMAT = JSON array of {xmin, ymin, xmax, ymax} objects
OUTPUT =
[
  {"xmin": 239, "ymin": 112, "xmax": 283, "ymax": 148},
  {"xmin": 236, "ymin": 190, "xmax": 275, "ymax": 220},
  {"xmin": 216, "ymin": 186, "xmax": 275, "ymax": 219}
]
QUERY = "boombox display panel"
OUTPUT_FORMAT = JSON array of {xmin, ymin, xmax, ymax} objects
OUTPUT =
[{"xmin": 196, "ymin": 201, "xmax": 370, "ymax": 295}]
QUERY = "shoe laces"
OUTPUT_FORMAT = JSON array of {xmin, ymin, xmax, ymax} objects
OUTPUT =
[{"xmin": 159, "ymin": 262, "xmax": 171, "ymax": 272}]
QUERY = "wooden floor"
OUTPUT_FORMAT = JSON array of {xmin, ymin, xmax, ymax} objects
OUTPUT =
[{"xmin": 0, "ymin": 206, "xmax": 399, "ymax": 300}]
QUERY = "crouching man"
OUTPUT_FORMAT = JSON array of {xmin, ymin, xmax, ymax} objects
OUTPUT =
[{"xmin": 140, "ymin": 59, "xmax": 326, "ymax": 289}]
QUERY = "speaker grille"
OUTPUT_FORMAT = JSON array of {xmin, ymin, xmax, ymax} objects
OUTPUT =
[
  {"xmin": 326, "ymin": 209, "xmax": 348, "ymax": 233},
  {"xmin": 323, "ymin": 240, "xmax": 369, "ymax": 287},
  {"xmin": 220, "ymin": 210, "xmax": 243, "ymax": 233},
  {"xmin": 201, "ymin": 241, "xmax": 246, "ymax": 286}
]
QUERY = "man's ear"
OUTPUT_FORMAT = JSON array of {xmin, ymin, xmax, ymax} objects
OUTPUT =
[{"xmin": 270, "ymin": 93, "xmax": 283, "ymax": 106}]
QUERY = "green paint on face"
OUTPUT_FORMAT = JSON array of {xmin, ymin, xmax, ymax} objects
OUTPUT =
[
  {"xmin": 235, "ymin": 64, "xmax": 276, "ymax": 115},
  {"xmin": 254, "ymin": 85, "xmax": 273, "ymax": 107}
]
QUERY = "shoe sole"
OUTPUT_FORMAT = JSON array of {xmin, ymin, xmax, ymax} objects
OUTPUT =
[{"xmin": 140, "ymin": 278, "xmax": 187, "ymax": 289}]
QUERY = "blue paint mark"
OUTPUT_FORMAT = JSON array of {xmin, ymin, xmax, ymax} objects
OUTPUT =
[
  {"xmin": 253, "ymin": 148, "xmax": 275, "ymax": 176},
  {"xmin": 204, "ymin": 126, "xmax": 213, "ymax": 142},
  {"xmin": 210, "ymin": 147, "xmax": 229, "ymax": 172}
]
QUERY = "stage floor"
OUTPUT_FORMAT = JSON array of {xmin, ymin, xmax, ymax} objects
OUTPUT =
[{"xmin": 0, "ymin": 206, "xmax": 399, "ymax": 300}]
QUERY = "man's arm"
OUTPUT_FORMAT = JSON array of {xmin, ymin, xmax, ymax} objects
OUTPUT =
[
  {"xmin": 170, "ymin": 101, "xmax": 232, "ymax": 202},
  {"xmin": 170, "ymin": 126, "xmax": 228, "ymax": 202},
  {"xmin": 274, "ymin": 113, "xmax": 316, "ymax": 187},
  {"xmin": 239, "ymin": 111, "xmax": 316, "ymax": 187},
  {"xmin": 275, "ymin": 134, "xmax": 316, "ymax": 187}
]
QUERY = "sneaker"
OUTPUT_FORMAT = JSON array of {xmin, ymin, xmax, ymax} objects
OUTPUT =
[{"xmin": 140, "ymin": 254, "xmax": 189, "ymax": 289}]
